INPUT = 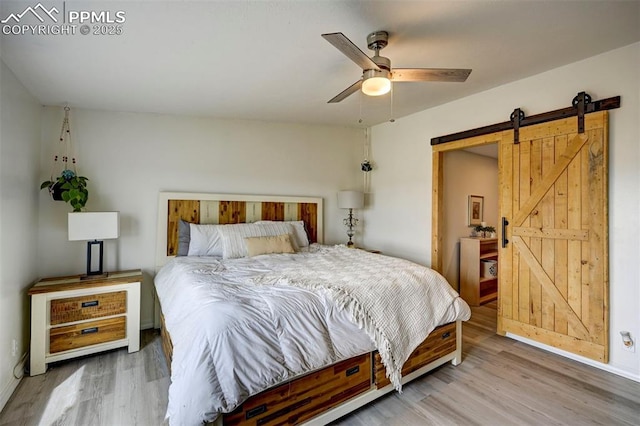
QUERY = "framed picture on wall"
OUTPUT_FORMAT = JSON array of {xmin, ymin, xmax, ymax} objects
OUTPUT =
[{"xmin": 468, "ymin": 195, "xmax": 484, "ymax": 226}]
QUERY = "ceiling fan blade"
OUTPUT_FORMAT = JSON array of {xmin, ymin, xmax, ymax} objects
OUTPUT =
[
  {"xmin": 328, "ymin": 80, "xmax": 363, "ymax": 103},
  {"xmin": 322, "ymin": 32, "xmax": 380, "ymax": 71},
  {"xmin": 391, "ymin": 68, "xmax": 472, "ymax": 82}
]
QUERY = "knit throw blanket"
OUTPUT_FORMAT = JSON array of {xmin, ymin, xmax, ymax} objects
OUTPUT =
[{"xmin": 251, "ymin": 245, "xmax": 467, "ymax": 390}]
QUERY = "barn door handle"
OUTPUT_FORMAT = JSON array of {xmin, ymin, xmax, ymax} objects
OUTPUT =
[{"xmin": 502, "ymin": 217, "xmax": 509, "ymax": 248}]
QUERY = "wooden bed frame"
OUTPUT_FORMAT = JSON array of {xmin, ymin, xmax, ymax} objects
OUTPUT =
[{"xmin": 154, "ymin": 192, "xmax": 463, "ymax": 425}]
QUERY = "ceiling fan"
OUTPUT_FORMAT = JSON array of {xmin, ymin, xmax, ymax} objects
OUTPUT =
[{"xmin": 322, "ymin": 31, "xmax": 472, "ymax": 103}]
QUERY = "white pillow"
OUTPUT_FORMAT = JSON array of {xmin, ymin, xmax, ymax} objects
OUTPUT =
[
  {"xmin": 218, "ymin": 222, "xmax": 298, "ymax": 259},
  {"xmin": 245, "ymin": 234, "xmax": 295, "ymax": 257},
  {"xmin": 187, "ymin": 223, "xmax": 223, "ymax": 256},
  {"xmin": 256, "ymin": 220, "xmax": 309, "ymax": 248}
]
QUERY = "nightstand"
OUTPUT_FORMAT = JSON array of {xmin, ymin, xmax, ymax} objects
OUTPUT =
[{"xmin": 28, "ymin": 269, "xmax": 142, "ymax": 376}]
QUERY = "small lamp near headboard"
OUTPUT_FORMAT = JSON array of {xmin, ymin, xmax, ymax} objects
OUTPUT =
[
  {"xmin": 68, "ymin": 212, "xmax": 119, "ymax": 278},
  {"xmin": 337, "ymin": 190, "xmax": 364, "ymax": 248}
]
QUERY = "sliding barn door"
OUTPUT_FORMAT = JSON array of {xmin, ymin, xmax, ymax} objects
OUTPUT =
[{"xmin": 498, "ymin": 111, "xmax": 609, "ymax": 362}]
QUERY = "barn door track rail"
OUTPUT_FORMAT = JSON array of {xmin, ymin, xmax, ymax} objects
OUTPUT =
[{"xmin": 430, "ymin": 91, "xmax": 620, "ymax": 146}]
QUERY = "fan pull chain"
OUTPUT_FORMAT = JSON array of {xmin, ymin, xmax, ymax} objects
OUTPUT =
[{"xmin": 389, "ymin": 85, "xmax": 395, "ymax": 123}]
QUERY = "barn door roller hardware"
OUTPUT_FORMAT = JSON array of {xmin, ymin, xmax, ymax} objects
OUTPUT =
[
  {"xmin": 430, "ymin": 91, "xmax": 620, "ymax": 146},
  {"xmin": 510, "ymin": 108, "xmax": 525, "ymax": 144},
  {"xmin": 573, "ymin": 91, "xmax": 591, "ymax": 134}
]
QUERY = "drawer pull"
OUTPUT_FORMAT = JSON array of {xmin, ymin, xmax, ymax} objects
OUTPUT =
[
  {"xmin": 81, "ymin": 327, "xmax": 99, "ymax": 334},
  {"xmin": 346, "ymin": 365, "xmax": 360, "ymax": 377},
  {"xmin": 246, "ymin": 404, "xmax": 267, "ymax": 420},
  {"xmin": 81, "ymin": 300, "xmax": 99, "ymax": 308},
  {"xmin": 442, "ymin": 332, "xmax": 451, "ymax": 339}
]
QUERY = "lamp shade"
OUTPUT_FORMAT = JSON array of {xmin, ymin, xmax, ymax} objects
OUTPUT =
[
  {"xmin": 337, "ymin": 191, "xmax": 364, "ymax": 209},
  {"xmin": 68, "ymin": 212, "xmax": 120, "ymax": 241}
]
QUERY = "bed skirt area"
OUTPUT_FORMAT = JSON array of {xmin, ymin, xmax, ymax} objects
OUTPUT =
[{"xmin": 159, "ymin": 314, "xmax": 462, "ymax": 425}]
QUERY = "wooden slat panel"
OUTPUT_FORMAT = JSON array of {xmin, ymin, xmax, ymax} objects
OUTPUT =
[
  {"xmin": 284, "ymin": 203, "xmax": 298, "ymax": 221},
  {"xmin": 261, "ymin": 202, "xmax": 285, "ymax": 221},
  {"xmin": 567, "ymin": 138, "xmax": 583, "ymax": 339},
  {"xmin": 299, "ymin": 203, "xmax": 318, "ymax": 244},
  {"xmin": 497, "ymin": 130, "xmax": 513, "ymax": 335},
  {"xmin": 541, "ymin": 136, "xmax": 555, "ymax": 332},
  {"xmin": 224, "ymin": 354, "xmax": 371, "ymax": 425},
  {"xmin": 374, "ymin": 322, "xmax": 456, "ymax": 388},
  {"xmin": 200, "ymin": 200, "xmax": 220, "ymax": 224},
  {"xmin": 529, "ymin": 137, "xmax": 542, "ymax": 328},
  {"xmin": 516, "ymin": 139, "xmax": 528, "ymax": 324},
  {"xmin": 245, "ymin": 202, "xmax": 261, "ymax": 223},
  {"xmin": 554, "ymin": 135, "xmax": 569, "ymax": 335},
  {"xmin": 167, "ymin": 200, "xmax": 200, "ymax": 256},
  {"xmin": 587, "ymin": 126, "xmax": 607, "ymax": 346},
  {"xmin": 160, "ymin": 313, "xmax": 172, "ymax": 374},
  {"xmin": 431, "ymin": 150, "xmax": 444, "ymax": 273},
  {"xmin": 512, "ymin": 227, "xmax": 588, "ymax": 240},
  {"xmin": 50, "ymin": 317, "xmax": 126, "ymax": 353},
  {"xmin": 219, "ymin": 201, "xmax": 245, "ymax": 224}
]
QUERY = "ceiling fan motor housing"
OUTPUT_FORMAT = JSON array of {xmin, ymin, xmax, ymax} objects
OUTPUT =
[{"xmin": 367, "ymin": 31, "xmax": 389, "ymax": 51}]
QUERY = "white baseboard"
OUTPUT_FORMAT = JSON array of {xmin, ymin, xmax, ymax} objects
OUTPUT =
[
  {"xmin": 140, "ymin": 320, "xmax": 155, "ymax": 330},
  {"xmin": 506, "ymin": 332, "xmax": 640, "ymax": 383},
  {"xmin": 0, "ymin": 355, "xmax": 26, "ymax": 413}
]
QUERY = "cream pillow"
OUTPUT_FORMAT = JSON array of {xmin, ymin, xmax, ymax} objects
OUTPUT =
[
  {"xmin": 218, "ymin": 222, "xmax": 298, "ymax": 259},
  {"xmin": 256, "ymin": 220, "xmax": 310, "ymax": 248},
  {"xmin": 245, "ymin": 234, "xmax": 295, "ymax": 257}
]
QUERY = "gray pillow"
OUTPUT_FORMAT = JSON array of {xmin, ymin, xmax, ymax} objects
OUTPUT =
[{"xmin": 177, "ymin": 219, "xmax": 191, "ymax": 256}]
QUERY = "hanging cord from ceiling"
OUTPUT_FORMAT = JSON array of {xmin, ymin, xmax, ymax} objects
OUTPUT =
[
  {"xmin": 49, "ymin": 106, "xmax": 77, "ymax": 180},
  {"xmin": 389, "ymin": 84, "xmax": 395, "ymax": 123},
  {"xmin": 361, "ymin": 128, "xmax": 372, "ymax": 193}
]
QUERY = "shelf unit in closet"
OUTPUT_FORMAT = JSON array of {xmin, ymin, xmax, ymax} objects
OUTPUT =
[{"xmin": 459, "ymin": 237, "xmax": 498, "ymax": 306}]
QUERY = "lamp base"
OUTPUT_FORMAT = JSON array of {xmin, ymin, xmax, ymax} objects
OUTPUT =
[
  {"xmin": 86, "ymin": 240, "xmax": 105, "ymax": 277},
  {"xmin": 346, "ymin": 241, "xmax": 355, "ymax": 248}
]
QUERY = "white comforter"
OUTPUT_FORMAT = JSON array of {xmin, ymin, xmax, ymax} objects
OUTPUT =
[{"xmin": 154, "ymin": 245, "xmax": 470, "ymax": 425}]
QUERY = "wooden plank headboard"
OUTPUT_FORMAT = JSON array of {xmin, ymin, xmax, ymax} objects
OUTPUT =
[{"xmin": 155, "ymin": 192, "xmax": 324, "ymax": 269}]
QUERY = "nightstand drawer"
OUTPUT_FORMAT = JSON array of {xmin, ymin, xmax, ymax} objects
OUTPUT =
[
  {"xmin": 50, "ymin": 291, "xmax": 126, "ymax": 325},
  {"xmin": 50, "ymin": 316, "xmax": 126, "ymax": 353}
]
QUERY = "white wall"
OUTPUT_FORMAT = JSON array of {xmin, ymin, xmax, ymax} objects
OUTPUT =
[
  {"xmin": 36, "ymin": 108, "xmax": 364, "ymax": 328},
  {"xmin": 443, "ymin": 150, "xmax": 498, "ymax": 291},
  {"xmin": 0, "ymin": 60, "xmax": 41, "ymax": 409},
  {"xmin": 364, "ymin": 43, "xmax": 640, "ymax": 379}
]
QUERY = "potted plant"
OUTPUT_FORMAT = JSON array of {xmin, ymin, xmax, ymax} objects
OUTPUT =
[
  {"xmin": 40, "ymin": 169, "xmax": 89, "ymax": 212},
  {"xmin": 472, "ymin": 224, "xmax": 496, "ymax": 238}
]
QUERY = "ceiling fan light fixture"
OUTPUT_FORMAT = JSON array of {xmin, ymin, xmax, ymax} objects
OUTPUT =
[{"xmin": 362, "ymin": 69, "xmax": 391, "ymax": 96}]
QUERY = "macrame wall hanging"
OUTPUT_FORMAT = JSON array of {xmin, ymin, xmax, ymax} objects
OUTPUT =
[
  {"xmin": 40, "ymin": 107, "xmax": 89, "ymax": 211},
  {"xmin": 52, "ymin": 107, "xmax": 77, "ymax": 185}
]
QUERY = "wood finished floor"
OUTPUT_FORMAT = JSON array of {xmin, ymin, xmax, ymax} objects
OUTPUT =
[{"xmin": 1, "ymin": 302, "xmax": 639, "ymax": 425}]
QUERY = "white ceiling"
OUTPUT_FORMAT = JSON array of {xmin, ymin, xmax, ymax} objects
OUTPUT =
[{"xmin": 1, "ymin": 1, "xmax": 639, "ymax": 127}]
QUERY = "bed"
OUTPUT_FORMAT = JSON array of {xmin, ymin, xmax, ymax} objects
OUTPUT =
[{"xmin": 153, "ymin": 192, "xmax": 471, "ymax": 425}]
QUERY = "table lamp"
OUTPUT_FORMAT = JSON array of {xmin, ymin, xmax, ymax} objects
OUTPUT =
[
  {"xmin": 337, "ymin": 190, "xmax": 364, "ymax": 247},
  {"xmin": 68, "ymin": 212, "xmax": 119, "ymax": 278}
]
